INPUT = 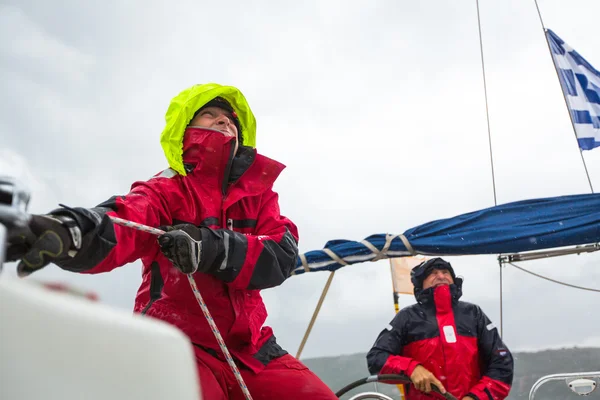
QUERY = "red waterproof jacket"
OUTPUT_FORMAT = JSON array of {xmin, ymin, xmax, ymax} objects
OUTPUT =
[
  {"xmin": 54, "ymin": 128, "xmax": 299, "ymax": 373},
  {"xmin": 366, "ymin": 283, "xmax": 513, "ymax": 400}
]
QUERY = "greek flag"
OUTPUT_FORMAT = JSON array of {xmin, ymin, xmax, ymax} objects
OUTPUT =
[{"xmin": 547, "ymin": 29, "xmax": 600, "ymax": 150}]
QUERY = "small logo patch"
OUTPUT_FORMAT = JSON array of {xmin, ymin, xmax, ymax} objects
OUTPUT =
[
  {"xmin": 496, "ymin": 347, "xmax": 509, "ymax": 357},
  {"xmin": 443, "ymin": 325, "xmax": 457, "ymax": 343}
]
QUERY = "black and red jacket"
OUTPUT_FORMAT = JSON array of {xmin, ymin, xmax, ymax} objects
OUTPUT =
[
  {"xmin": 52, "ymin": 129, "xmax": 299, "ymax": 373},
  {"xmin": 366, "ymin": 282, "xmax": 513, "ymax": 400}
]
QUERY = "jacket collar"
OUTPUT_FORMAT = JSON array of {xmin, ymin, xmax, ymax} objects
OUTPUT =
[
  {"xmin": 181, "ymin": 127, "xmax": 285, "ymax": 199},
  {"xmin": 414, "ymin": 279, "xmax": 463, "ymax": 311}
]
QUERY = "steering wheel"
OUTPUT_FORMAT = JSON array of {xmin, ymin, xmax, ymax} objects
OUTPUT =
[{"xmin": 335, "ymin": 374, "xmax": 457, "ymax": 400}]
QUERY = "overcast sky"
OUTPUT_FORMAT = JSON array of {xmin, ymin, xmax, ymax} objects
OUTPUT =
[{"xmin": 2, "ymin": 0, "xmax": 600, "ymax": 363}]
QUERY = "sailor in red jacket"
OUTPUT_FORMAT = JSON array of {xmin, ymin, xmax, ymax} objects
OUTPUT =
[
  {"xmin": 6, "ymin": 83, "xmax": 338, "ymax": 400},
  {"xmin": 367, "ymin": 258, "xmax": 514, "ymax": 400}
]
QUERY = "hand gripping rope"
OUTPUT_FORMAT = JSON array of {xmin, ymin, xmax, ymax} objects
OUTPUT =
[{"xmin": 108, "ymin": 216, "xmax": 253, "ymax": 400}]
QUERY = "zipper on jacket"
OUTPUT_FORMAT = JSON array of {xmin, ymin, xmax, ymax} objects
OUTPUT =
[
  {"xmin": 221, "ymin": 140, "xmax": 236, "ymax": 196},
  {"xmin": 221, "ymin": 139, "xmax": 237, "ymax": 230},
  {"xmin": 227, "ymin": 218, "xmax": 233, "ymax": 230},
  {"xmin": 434, "ymin": 300, "xmax": 450, "ymax": 393}
]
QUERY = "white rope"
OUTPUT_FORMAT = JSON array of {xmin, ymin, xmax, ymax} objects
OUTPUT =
[
  {"xmin": 360, "ymin": 233, "xmax": 400, "ymax": 261},
  {"xmin": 108, "ymin": 216, "xmax": 253, "ymax": 400},
  {"xmin": 301, "ymin": 253, "xmax": 310, "ymax": 272},
  {"xmin": 322, "ymin": 248, "xmax": 349, "ymax": 265},
  {"xmin": 399, "ymin": 234, "xmax": 416, "ymax": 255},
  {"xmin": 292, "ymin": 233, "xmax": 417, "ymax": 274}
]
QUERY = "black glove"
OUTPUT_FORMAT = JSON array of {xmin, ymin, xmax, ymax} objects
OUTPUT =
[
  {"xmin": 6, "ymin": 214, "xmax": 81, "ymax": 277},
  {"xmin": 157, "ymin": 225, "xmax": 203, "ymax": 274}
]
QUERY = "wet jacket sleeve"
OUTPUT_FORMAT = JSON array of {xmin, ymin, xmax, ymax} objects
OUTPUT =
[
  {"xmin": 50, "ymin": 178, "xmax": 174, "ymax": 273},
  {"xmin": 197, "ymin": 190, "xmax": 299, "ymax": 290},
  {"xmin": 366, "ymin": 311, "xmax": 421, "ymax": 377},
  {"xmin": 467, "ymin": 307, "xmax": 514, "ymax": 400}
]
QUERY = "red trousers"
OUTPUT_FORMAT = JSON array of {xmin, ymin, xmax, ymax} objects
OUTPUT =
[{"xmin": 194, "ymin": 346, "xmax": 338, "ymax": 399}]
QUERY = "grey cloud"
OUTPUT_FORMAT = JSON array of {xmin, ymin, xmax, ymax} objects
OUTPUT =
[{"xmin": 1, "ymin": 0, "xmax": 600, "ymax": 361}]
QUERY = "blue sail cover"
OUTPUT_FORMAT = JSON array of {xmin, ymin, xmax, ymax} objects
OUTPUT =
[{"xmin": 292, "ymin": 193, "xmax": 600, "ymax": 275}]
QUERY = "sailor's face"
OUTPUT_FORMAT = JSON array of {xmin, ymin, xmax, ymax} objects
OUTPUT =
[
  {"xmin": 189, "ymin": 106, "xmax": 238, "ymax": 139},
  {"xmin": 422, "ymin": 268, "xmax": 454, "ymax": 289}
]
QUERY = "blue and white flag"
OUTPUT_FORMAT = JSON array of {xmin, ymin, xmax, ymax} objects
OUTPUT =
[{"xmin": 547, "ymin": 29, "xmax": 600, "ymax": 150}]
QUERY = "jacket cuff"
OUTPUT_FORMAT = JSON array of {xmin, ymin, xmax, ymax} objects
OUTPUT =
[
  {"xmin": 52, "ymin": 204, "xmax": 103, "ymax": 235},
  {"xmin": 380, "ymin": 355, "xmax": 420, "ymax": 376},
  {"xmin": 405, "ymin": 360, "xmax": 421, "ymax": 377},
  {"xmin": 468, "ymin": 376, "xmax": 511, "ymax": 400}
]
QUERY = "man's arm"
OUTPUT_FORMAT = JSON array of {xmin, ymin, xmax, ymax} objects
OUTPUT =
[
  {"xmin": 159, "ymin": 190, "xmax": 299, "ymax": 290},
  {"xmin": 48, "ymin": 178, "xmax": 174, "ymax": 274},
  {"xmin": 466, "ymin": 307, "xmax": 514, "ymax": 400},
  {"xmin": 366, "ymin": 313, "xmax": 421, "ymax": 376},
  {"xmin": 203, "ymin": 189, "xmax": 299, "ymax": 290},
  {"xmin": 366, "ymin": 313, "xmax": 447, "ymax": 394},
  {"xmin": 228, "ymin": 190, "xmax": 299, "ymax": 290}
]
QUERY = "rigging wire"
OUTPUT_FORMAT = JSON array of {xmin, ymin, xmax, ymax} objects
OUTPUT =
[
  {"xmin": 508, "ymin": 262, "xmax": 600, "ymax": 293},
  {"xmin": 475, "ymin": 0, "xmax": 498, "ymax": 207},
  {"xmin": 475, "ymin": 0, "xmax": 504, "ymax": 337},
  {"xmin": 533, "ymin": 0, "xmax": 595, "ymax": 194}
]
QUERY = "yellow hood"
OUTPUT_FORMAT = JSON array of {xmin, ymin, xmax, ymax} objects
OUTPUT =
[{"xmin": 160, "ymin": 83, "xmax": 257, "ymax": 176}]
